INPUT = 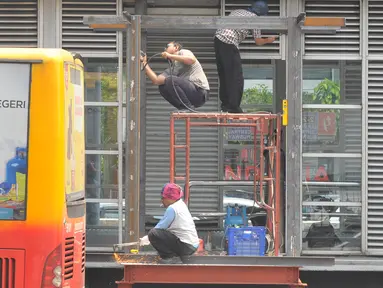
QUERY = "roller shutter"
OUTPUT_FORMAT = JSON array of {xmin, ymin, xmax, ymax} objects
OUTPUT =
[
  {"xmin": 303, "ymin": 0, "xmax": 360, "ymax": 57},
  {"xmin": 367, "ymin": 60, "xmax": 383, "ymax": 253},
  {"xmin": 368, "ymin": 0, "xmax": 383, "ymax": 55},
  {"xmin": 144, "ymin": 1, "xmax": 220, "ymax": 217},
  {"xmin": 61, "ymin": 0, "xmax": 117, "ymax": 55},
  {"xmin": 224, "ymin": 0, "xmax": 281, "ymax": 59},
  {"xmin": 0, "ymin": 0, "xmax": 38, "ymax": 48}
]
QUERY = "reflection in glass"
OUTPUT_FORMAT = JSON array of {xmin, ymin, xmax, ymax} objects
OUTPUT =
[
  {"xmin": 85, "ymin": 154, "xmax": 119, "ymax": 200},
  {"xmin": 303, "ymin": 157, "xmax": 361, "ymax": 184},
  {"xmin": 302, "ymin": 205, "xmax": 361, "ymax": 251},
  {"xmin": 302, "ymin": 60, "xmax": 362, "ymax": 105},
  {"xmin": 84, "ymin": 59, "xmax": 118, "ymax": 102},
  {"xmin": 302, "ymin": 109, "xmax": 362, "ymax": 153},
  {"xmin": 303, "ymin": 184, "xmax": 361, "ymax": 203},
  {"xmin": 85, "ymin": 202, "xmax": 121, "ymax": 247},
  {"xmin": 85, "ymin": 106, "xmax": 118, "ymax": 150}
]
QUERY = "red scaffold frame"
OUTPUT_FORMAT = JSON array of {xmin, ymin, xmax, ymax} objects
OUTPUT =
[{"xmin": 169, "ymin": 112, "xmax": 282, "ymax": 256}]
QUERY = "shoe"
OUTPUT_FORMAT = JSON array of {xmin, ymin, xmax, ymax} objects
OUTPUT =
[
  {"xmin": 158, "ymin": 256, "xmax": 183, "ymax": 264},
  {"xmin": 221, "ymin": 106, "xmax": 243, "ymax": 113}
]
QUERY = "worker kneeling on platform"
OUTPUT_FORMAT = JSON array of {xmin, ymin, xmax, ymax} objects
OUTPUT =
[
  {"xmin": 141, "ymin": 41, "xmax": 210, "ymax": 112},
  {"xmin": 140, "ymin": 183, "xmax": 200, "ymax": 264}
]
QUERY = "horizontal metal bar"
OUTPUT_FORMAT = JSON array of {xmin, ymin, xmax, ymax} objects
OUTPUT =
[
  {"xmin": 85, "ymin": 102, "xmax": 119, "ymax": 107},
  {"xmin": 172, "ymin": 112, "xmax": 279, "ymax": 120},
  {"xmin": 190, "ymin": 122, "xmax": 261, "ymax": 127},
  {"xmin": 85, "ymin": 150, "xmax": 119, "ymax": 155},
  {"xmin": 300, "ymin": 26, "xmax": 340, "ymax": 34},
  {"xmin": 118, "ymin": 254, "xmax": 334, "ymax": 267},
  {"xmin": 0, "ymin": 59, "xmax": 43, "ymax": 64},
  {"xmin": 189, "ymin": 181, "xmax": 266, "ymax": 188},
  {"xmin": 142, "ymin": 15, "xmax": 289, "ymax": 31},
  {"xmin": 83, "ymin": 15, "xmax": 129, "ymax": 28},
  {"xmin": 303, "ymin": 54, "xmax": 362, "ymax": 61},
  {"xmin": 301, "ymin": 251, "xmax": 362, "ymax": 257},
  {"xmin": 302, "ymin": 104, "xmax": 362, "ymax": 110},
  {"xmin": 86, "ymin": 199, "xmax": 119, "ymax": 203},
  {"xmin": 302, "ymin": 201, "xmax": 361, "ymax": 207},
  {"xmin": 303, "ymin": 153, "xmax": 362, "ymax": 158},
  {"xmin": 302, "ymin": 181, "xmax": 360, "ymax": 187}
]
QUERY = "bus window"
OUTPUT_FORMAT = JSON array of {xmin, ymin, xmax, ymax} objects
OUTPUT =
[{"xmin": 0, "ymin": 63, "xmax": 31, "ymax": 221}]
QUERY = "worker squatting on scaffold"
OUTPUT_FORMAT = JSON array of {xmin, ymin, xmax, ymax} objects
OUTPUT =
[
  {"xmin": 139, "ymin": 183, "xmax": 200, "ymax": 264},
  {"xmin": 140, "ymin": 41, "xmax": 210, "ymax": 112},
  {"xmin": 214, "ymin": 0, "xmax": 278, "ymax": 113}
]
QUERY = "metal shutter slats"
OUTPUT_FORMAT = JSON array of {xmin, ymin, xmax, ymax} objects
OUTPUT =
[
  {"xmin": 304, "ymin": 0, "xmax": 360, "ymax": 56},
  {"xmin": 0, "ymin": 0, "xmax": 38, "ymax": 48},
  {"xmin": 367, "ymin": 60, "xmax": 383, "ymax": 253},
  {"xmin": 62, "ymin": 0, "xmax": 117, "ymax": 54}
]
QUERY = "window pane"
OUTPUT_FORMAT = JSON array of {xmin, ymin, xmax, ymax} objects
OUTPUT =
[
  {"xmin": 0, "ymin": 63, "xmax": 30, "ymax": 221},
  {"xmin": 303, "ymin": 185, "xmax": 361, "ymax": 203},
  {"xmin": 85, "ymin": 58, "xmax": 118, "ymax": 102},
  {"xmin": 242, "ymin": 66, "xmax": 273, "ymax": 106},
  {"xmin": 86, "ymin": 200, "xmax": 121, "ymax": 247},
  {"xmin": 302, "ymin": 205, "xmax": 361, "ymax": 251},
  {"xmin": 303, "ymin": 109, "xmax": 362, "ymax": 153},
  {"xmin": 86, "ymin": 154, "xmax": 120, "ymax": 200},
  {"xmin": 303, "ymin": 157, "xmax": 361, "ymax": 183},
  {"xmin": 85, "ymin": 106, "xmax": 118, "ymax": 150},
  {"xmin": 303, "ymin": 60, "xmax": 362, "ymax": 105}
]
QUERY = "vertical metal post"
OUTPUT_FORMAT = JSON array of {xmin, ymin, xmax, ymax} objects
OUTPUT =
[
  {"xmin": 170, "ymin": 115, "xmax": 175, "ymax": 183},
  {"xmin": 275, "ymin": 115, "xmax": 282, "ymax": 256},
  {"xmin": 124, "ymin": 21, "xmax": 133, "ymax": 247},
  {"xmin": 135, "ymin": 0, "xmax": 148, "ymax": 239},
  {"xmin": 124, "ymin": 15, "xmax": 142, "ymax": 248},
  {"xmin": 185, "ymin": 117, "xmax": 191, "ymax": 205},
  {"xmin": 285, "ymin": 17, "xmax": 303, "ymax": 256},
  {"xmin": 259, "ymin": 118, "xmax": 265, "ymax": 203}
]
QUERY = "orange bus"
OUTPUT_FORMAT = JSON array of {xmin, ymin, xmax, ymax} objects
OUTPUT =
[{"xmin": 0, "ymin": 48, "xmax": 86, "ymax": 287}]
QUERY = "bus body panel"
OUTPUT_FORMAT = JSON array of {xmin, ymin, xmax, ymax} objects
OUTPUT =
[{"xmin": 0, "ymin": 48, "xmax": 85, "ymax": 288}]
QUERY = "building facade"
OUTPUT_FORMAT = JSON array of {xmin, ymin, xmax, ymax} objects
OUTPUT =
[{"xmin": 2, "ymin": 0, "xmax": 383, "ymax": 271}]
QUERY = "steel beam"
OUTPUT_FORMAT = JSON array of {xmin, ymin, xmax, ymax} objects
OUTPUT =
[
  {"xmin": 117, "ymin": 254, "xmax": 334, "ymax": 267},
  {"xmin": 285, "ymin": 17, "xmax": 303, "ymax": 256},
  {"xmin": 124, "ymin": 15, "xmax": 141, "ymax": 250},
  {"xmin": 118, "ymin": 265, "xmax": 306, "ymax": 287},
  {"xmin": 83, "ymin": 15, "xmax": 344, "ymax": 34}
]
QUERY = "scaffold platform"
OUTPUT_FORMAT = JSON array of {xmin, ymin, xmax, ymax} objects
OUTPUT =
[{"xmin": 115, "ymin": 253, "xmax": 334, "ymax": 288}]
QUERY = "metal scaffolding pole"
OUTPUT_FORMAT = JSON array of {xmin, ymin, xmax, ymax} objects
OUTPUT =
[{"xmin": 124, "ymin": 15, "xmax": 141, "ymax": 249}]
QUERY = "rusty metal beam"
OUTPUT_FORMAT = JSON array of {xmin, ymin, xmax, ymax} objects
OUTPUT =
[
  {"xmin": 118, "ymin": 265, "xmax": 306, "ymax": 287},
  {"xmin": 116, "ymin": 253, "xmax": 334, "ymax": 267}
]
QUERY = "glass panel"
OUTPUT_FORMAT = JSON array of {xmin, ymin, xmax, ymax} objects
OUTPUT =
[
  {"xmin": 86, "ymin": 154, "xmax": 120, "ymax": 200},
  {"xmin": 84, "ymin": 58, "xmax": 118, "ymax": 102},
  {"xmin": 302, "ymin": 205, "xmax": 361, "ymax": 251},
  {"xmin": 302, "ymin": 108, "xmax": 362, "ymax": 153},
  {"xmin": 303, "ymin": 156, "xmax": 361, "ymax": 182},
  {"xmin": 302, "ymin": 157, "xmax": 361, "ymax": 201},
  {"xmin": 242, "ymin": 66, "xmax": 273, "ymax": 106},
  {"xmin": 303, "ymin": 185, "xmax": 361, "ymax": 203},
  {"xmin": 85, "ymin": 106, "xmax": 118, "ymax": 150},
  {"xmin": 303, "ymin": 60, "xmax": 362, "ymax": 105},
  {"xmin": 86, "ymin": 200, "xmax": 121, "ymax": 247},
  {"xmin": 0, "ymin": 63, "xmax": 30, "ymax": 221},
  {"xmin": 224, "ymin": 65, "xmax": 274, "ymax": 146}
]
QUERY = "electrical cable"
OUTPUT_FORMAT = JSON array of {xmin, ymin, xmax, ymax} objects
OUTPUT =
[{"xmin": 141, "ymin": 50, "xmax": 198, "ymax": 113}]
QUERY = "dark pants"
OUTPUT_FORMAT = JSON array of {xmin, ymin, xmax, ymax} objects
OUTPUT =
[
  {"xmin": 159, "ymin": 76, "xmax": 207, "ymax": 110},
  {"xmin": 214, "ymin": 37, "xmax": 244, "ymax": 112},
  {"xmin": 148, "ymin": 228, "xmax": 197, "ymax": 259}
]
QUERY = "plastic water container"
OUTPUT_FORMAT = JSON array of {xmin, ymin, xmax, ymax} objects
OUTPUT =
[{"xmin": 227, "ymin": 226, "xmax": 266, "ymax": 256}]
